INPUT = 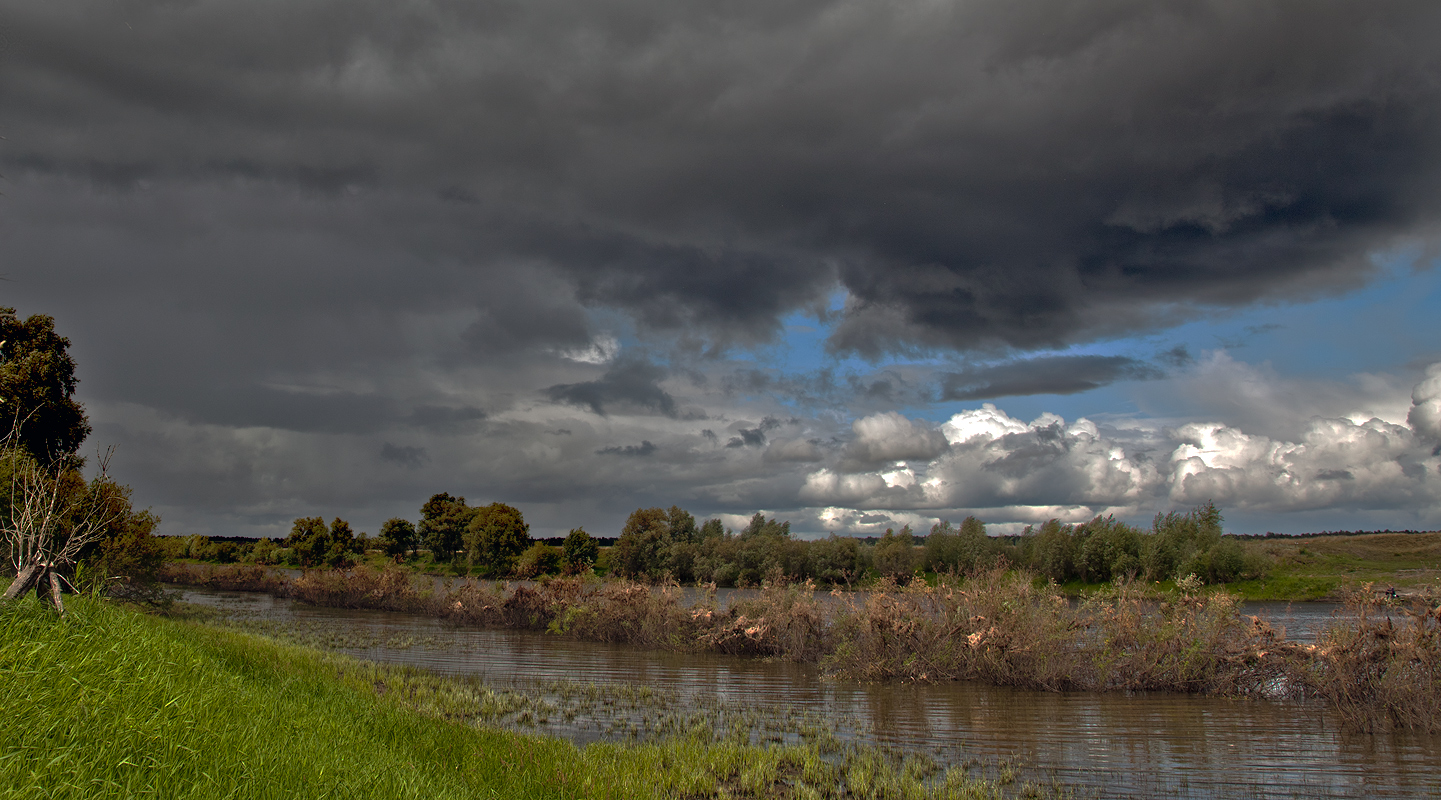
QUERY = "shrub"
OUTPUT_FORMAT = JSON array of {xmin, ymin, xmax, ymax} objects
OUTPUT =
[
  {"xmin": 378, "ymin": 518, "xmax": 418, "ymax": 561},
  {"xmin": 513, "ymin": 543, "xmax": 561, "ymax": 579},
  {"xmin": 872, "ymin": 527, "xmax": 916, "ymax": 579},
  {"xmin": 561, "ymin": 528, "xmax": 599, "ymax": 573},
  {"xmin": 464, "ymin": 503, "xmax": 530, "ymax": 575}
]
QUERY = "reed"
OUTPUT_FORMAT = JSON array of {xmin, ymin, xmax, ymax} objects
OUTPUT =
[{"xmin": 156, "ymin": 561, "xmax": 286, "ymax": 593}]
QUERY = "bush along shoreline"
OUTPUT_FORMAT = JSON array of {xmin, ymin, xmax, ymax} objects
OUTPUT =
[{"xmin": 159, "ymin": 562, "xmax": 1441, "ymax": 734}]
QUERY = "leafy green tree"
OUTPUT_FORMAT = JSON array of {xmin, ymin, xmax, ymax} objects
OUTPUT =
[
  {"xmin": 419, "ymin": 493, "xmax": 471, "ymax": 562},
  {"xmin": 0, "ymin": 308, "xmax": 91, "ymax": 464},
  {"xmin": 872, "ymin": 526, "xmax": 916, "ymax": 579},
  {"xmin": 1144, "ymin": 501, "xmax": 1223, "ymax": 581},
  {"xmin": 464, "ymin": 502, "xmax": 529, "ymax": 575},
  {"xmin": 665, "ymin": 505, "xmax": 699, "ymax": 544},
  {"xmin": 378, "ymin": 518, "xmax": 418, "ymax": 560},
  {"xmin": 71, "ymin": 479, "xmax": 163, "ymax": 599},
  {"xmin": 561, "ymin": 527, "xmax": 599, "ymax": 573},
  {"xmin": 325, "ymin": 518, "xmax": 355, "ymax": 567},
  {"xmin": 611, "ymin": 507, "xmax": 673, "ymax": 580},
  {"xmin": 1030, "ymin": 519, "xmax": 1077, "ymax": 582},
  {"xmin": 1071, "ymin": 515, "xmax": 1144, "ymax": 582},
  {"xmin": 285, "ymin": 516, "xmax": 329, "ymax": 567},
  {"xmin": 740, "ymin": 512, "xmax": 790, "ymax": 539},
  {"xmin": 250, "ymin": 537, "xmax": 278, "ymax": 564},
  {"xmin": 807, "ymin": 533, "xmax": 864, "ymax": 586},
  {"xmin": 698, "ymin": 518, "xmax": 725, "ymax": 540}
]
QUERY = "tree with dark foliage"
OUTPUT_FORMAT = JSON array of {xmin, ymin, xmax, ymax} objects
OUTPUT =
[{"xmin": 0, "ymin": 308, "xmax": 91, "ymax": 465}]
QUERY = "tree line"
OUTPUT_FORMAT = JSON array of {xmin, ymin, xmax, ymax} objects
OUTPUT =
[
  {"xmin": 597, "ymin": 500, "xmax": 1260, "ymax": 586},
  {"xmin": 176, "ymin": 495, "xmax": 1261, "ymax": 589}
]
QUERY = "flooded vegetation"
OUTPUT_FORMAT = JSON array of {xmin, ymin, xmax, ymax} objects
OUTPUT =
[
  {"xmin": 173, "ymin": 583, "xmax": 1441, "ymax": 799},
  {"xmin": 162, "ymin": 562, "xmax": 1441, "ymax": 733}
]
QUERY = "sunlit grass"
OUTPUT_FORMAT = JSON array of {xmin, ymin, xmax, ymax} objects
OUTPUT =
[{"xmin": 0, "ymin": 596, "xmax": 1042, "ymax": 799}]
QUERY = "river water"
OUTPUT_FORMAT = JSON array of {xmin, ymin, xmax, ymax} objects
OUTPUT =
[{"xmin": 178, "ymin": 586, "xmax": 1440, "ymax": 799}]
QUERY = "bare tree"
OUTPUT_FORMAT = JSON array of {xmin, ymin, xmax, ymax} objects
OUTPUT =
[{"xmin": 1, "ymin": 437, "xmax": 125, "ymax": 613}]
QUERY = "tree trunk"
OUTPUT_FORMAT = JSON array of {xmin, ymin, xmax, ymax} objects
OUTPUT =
[
  {"xmin": 3, "ymin": 563, "xmax": 41, "ymax": 600},
  {"xmin": 48, "ymin": 569, "xmax": 65, "ymax": 615}
]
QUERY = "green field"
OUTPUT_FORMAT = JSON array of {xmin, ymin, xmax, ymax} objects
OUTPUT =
[
  {"xmin": 1226, "ymin": 532, "xmax": 1441, "ymax": 600},
  {"xmin": 0, "ymin": 596, "xmax": 1025, "ymax": 799}
]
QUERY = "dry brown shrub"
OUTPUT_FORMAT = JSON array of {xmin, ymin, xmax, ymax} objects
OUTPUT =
[
  {"xmin": 1083, "ymin": 580, "xmax": 1296, "ymax": 695},
  {"xmin": 546, "ymin": 579, "xmax": 699, "ymax": 649},
  {"xmin": 440, "ymin": 579, "xmax": 508, "ymax": 625},
  {"xmin": 156, "ymin": 563, "xmax": 288, "ymax": 594},
  {"xmin": 824, "ymin": 569, "xmax": 1083, "ymax": 687},
  {"xmin": 703, "ymin": 576, "xmax": 830, "ymax": 660},
  {"xmin": 290, "ymin": 565, "xmax": 435, "ymax": 613},
  {"xmin": 822, "ymin": 568, "xmax": 1293, "ymax": 696},
  {"xmin": 1293, "ymin": 587, "xmax": 1441, "ymax": 732}
]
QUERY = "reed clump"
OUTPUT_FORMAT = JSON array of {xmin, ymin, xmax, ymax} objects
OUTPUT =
[
  {"xmin": 824, "ymin": 569, "xmax": 1303, "ymax": 697},
  {"xmin": 1290, "ymin": 586, "xmax": 1441, "ymax": 732},
  {"xmin": 289, "ymin": 563, "xmax": 437, "ymax": 612},
  {"xmin": 702, "ymin": 576, "xmax": 831, "ymax": 660},
  {"xmin": 157, "ymin": 562, "xmax": 287, "ymax": 593}
]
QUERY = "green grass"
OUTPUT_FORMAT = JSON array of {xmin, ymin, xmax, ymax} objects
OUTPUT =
[
  {"xmin": 0, "ymin": 597, "xmax": 1031, "ymax": 799},
  {"xmin": 1233, "ymin": 532, "xmax": 1441, "ymax": 600},
  {"xmin": 1034, "ymin": 533, "xmax": 1441, "ymax": 601},
  {"xmin": 0, "ymin": 597, "xmax": 581, "ymax": 799}
]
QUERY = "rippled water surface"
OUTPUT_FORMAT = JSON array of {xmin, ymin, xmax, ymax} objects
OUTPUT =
[{"xmin": 179, "ymin": 587, "xmax": 1440, "ymax": 799}]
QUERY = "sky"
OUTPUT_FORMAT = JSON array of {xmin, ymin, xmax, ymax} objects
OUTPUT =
[{"xmin": 3, "ymin": 0, "xmax": 1441, "ymax": 540}]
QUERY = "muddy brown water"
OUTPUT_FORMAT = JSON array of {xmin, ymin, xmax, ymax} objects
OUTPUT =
[{"xmin": 179, "ymin": 586, "xmax": 1440, "ymax": 799}]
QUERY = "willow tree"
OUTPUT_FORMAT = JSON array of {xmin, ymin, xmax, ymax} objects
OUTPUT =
[
  {"xmin": 1, "ymin": 443, "xmax": 126, "ymax": 613},
  {"xmin": 0, "ymin": 309, "xmax": 119, "ymax": 612}
]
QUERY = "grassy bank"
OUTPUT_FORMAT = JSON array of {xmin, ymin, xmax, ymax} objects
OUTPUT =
[
  {"xmin": 0, "ymin": 595, "xmax": 1046, "ymax": 799},
  {"xmin": 1228, "ymin": 532, "xmax": 1441, "ymax": 600}
]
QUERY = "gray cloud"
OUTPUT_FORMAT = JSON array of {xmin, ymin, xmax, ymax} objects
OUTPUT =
[
  {"xmin": 940, "ymin": 355, "xmax": 1163, "ymax": 401},
  {"xmin": 409, "ymin": 405, "xmax": 488, "ymax": 432},
  {"xmin": 544, "ymin": 358, "xmax": 677, "ymax": 417},
  {"xmin": 4, "ymin": 0, "xmax": 1438, "ymax": 362},
  {"xmin": 596, "ymin": 441, "xmax": 657, "ymax": 457},
  {"xmin": 380, "ymin": 443, "xmax": 429, "ymax": 468},
  {"xmin": 4, "ymin": 0, "xmax": 1441, "ymax": 538}
]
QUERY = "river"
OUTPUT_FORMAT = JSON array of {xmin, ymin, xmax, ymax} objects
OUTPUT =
[{"xmin": 178, "ymin": 586, "xmax": 1440, "ymax": 799}]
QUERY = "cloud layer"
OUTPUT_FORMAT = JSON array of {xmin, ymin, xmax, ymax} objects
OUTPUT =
[
  {"xmin": 799, "ymin": 366, "xmax": 1441, "ymax": 532},
  {"xmin": 6, "ymin": 0, "xmax": 1441, "ymax": 360},
  {"xmin": 3, "ymin": 1, "xmax": 1440, "ymax": 537}
]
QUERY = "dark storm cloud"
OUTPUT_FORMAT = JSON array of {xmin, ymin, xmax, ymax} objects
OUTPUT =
[
  {"xmin": 544, "ymin": 358, "xmax": 677, "ymax": 417},
  {"xmin": 4, "ymin": 0, "xmax": 1438, "ymax": 361},
  {"xmin": 5, "ymin": 0, "xmax": 1441, "ymax": 539},
  {"xmin": 939, "ymin": 355, "xmax": 1163, "ymax": 401},
  {"xmin": 409, "ymin": 405, "xmax": 488, "ymax": 432},
  {"xmin": 380, "ymin": 443, "xmax": 429, "ymax": 468},
  {"xmin": 596, "ymin": 441, "xmax": 657, "ymax": 457},
  {"xmin": 173, "ymin": 385, "xmax": 401, "ymax": 435}
]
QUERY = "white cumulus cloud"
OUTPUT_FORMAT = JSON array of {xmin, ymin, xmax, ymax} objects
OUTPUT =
[
  {"xmin": 800, "ymin": 365, "xmax": 1441, "ymax": 526},
  {"xmin": 844, "ymin": 411, "xmax": 950, "ymax": 464}
]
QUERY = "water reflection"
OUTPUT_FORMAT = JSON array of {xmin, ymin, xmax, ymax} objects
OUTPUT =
[{"xmin": 178, "ymin": 587, "xmax": 1439, "ymax": 799}]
